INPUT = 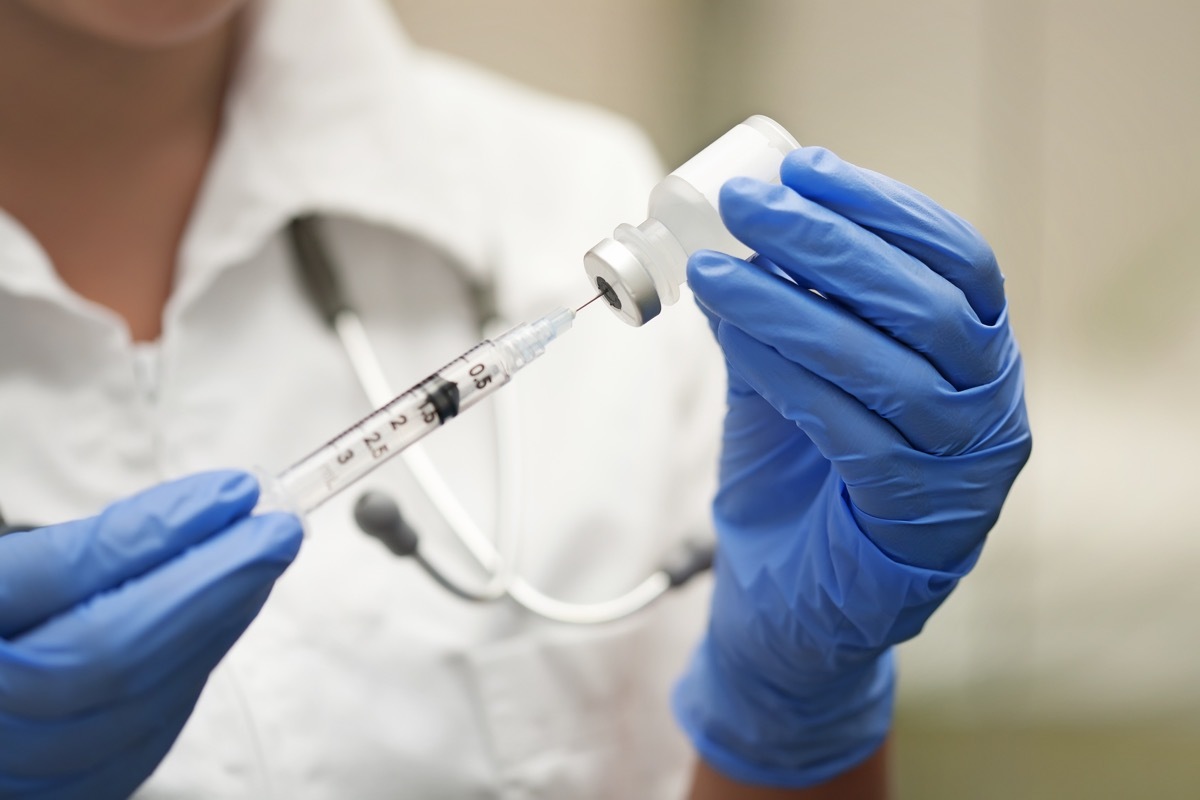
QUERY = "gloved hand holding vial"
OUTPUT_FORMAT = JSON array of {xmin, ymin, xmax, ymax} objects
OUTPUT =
[{"xmin": 582, "ymin": 119, "xmax": 1032, "ymax": 789}]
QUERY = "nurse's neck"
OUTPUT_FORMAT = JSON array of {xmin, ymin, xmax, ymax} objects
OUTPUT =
[{"xmin": 0, "ymin": 2, "xmax": 243, "ymax": 342}]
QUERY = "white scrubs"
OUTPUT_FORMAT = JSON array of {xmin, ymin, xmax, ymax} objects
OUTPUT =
[{"xmin": 0, "ymin": 0, "xmax": 723, "ymax": 797}]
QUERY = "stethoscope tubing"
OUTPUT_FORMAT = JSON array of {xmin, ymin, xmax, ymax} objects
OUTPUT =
[
  {"xmin": 288, "ymin": 215, "xmax": 706, "ymax": 624},
  {"xmin": 332, "ymin": 273, "xmax": 677, "ymax": 623}
]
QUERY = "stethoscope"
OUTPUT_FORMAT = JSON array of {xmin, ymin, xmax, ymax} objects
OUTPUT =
[
  {"xmin": 0, "ymin": 217, "xmax": 714, "ymax": 625},
  {"xmin": 287, "ymin": 215, "xmax": 715, "ymax": 624}
]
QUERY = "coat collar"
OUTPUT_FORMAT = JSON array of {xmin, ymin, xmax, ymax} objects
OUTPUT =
[{"xmin": 173, "ymin": 0, "xmax": 492, "ymax": 313}]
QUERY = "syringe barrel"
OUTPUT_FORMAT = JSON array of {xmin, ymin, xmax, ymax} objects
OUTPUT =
[
  {"xmin": 277, "ymin": 341, "xmax": 511, "ymax": 515},
  {"xmin": 276, "ymin": 308, "xmax": 574, "ymax": 515}
]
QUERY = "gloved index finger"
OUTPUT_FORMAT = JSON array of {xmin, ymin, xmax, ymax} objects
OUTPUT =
[
  {"xmin": 780, "ymin": 147, "xmax": 1007, "ymax": 326},
  {"xmin": 718, "ymin": 180, "xmax": 1008, "ymax": 391},
  {"xmin": 0, "ymin": 470, "xmax": 259, "ymax": 639}
]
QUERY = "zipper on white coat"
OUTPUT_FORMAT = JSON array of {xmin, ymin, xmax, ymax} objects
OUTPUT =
[
  {"xmin": 131, "ymin": 342, "xmax": 161, "ymax": 405},
  {"xmin": 130, "ymin": 341, "xmax": 171, "ymax": 482}
]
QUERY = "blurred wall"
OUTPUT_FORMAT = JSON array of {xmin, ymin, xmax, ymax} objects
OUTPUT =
[{"xmin": 389, "ymin": 0, "xmax": 1200, "ymax": 793}]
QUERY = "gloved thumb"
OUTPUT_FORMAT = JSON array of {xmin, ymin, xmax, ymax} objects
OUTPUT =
[{"xmin": 0, "ymin": 471, "xmax": 260, "ymax": 638}]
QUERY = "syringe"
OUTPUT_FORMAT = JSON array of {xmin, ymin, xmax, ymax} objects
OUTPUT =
[{"xmin": 277, "ymin": 307, "xmax": 576, "ymax": 514}]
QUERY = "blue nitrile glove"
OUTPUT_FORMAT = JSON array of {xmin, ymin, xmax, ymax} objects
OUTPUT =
[
  {"xmin": 0, "ymin": 471, "xmax": 303, "ymax": 800},
  {"xmin": 673, "ymin": 146, "xmax": 1032, "ymax": 787}
]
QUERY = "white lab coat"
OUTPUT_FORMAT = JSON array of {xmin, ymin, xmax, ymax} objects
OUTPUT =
[{"xmin": 0, "ymin": 0, "xmax": 724, "ymax": 797}]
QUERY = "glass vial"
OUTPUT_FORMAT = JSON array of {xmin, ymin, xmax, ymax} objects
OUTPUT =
[{"xmin": 583, "ymin": 115, "xmax": 800, "ymax": 326}]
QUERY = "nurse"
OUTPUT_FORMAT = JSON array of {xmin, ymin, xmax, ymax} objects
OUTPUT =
[{"xmin": 0, "ymin": 1, "xmax": 1031, "ymax": 798}]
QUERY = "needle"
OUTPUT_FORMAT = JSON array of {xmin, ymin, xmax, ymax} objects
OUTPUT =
[{"xmin": 575, "ymin": 291, "xmax": 605, "ymax": 313}]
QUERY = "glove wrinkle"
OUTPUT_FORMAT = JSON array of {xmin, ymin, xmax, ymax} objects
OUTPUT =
[
  {"xmin": 780, "ymin": 147, "xmax": 1006, "ymax": 325},
  {"xmin": 0, "ymin": 471, "xmax": 260, "ymax": 639}
]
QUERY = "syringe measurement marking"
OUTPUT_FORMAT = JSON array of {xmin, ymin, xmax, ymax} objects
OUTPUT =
[
  {"xmin": 277, "ymin": 307, "xmax": 573, "ymax": 515},
  {"xmin": 468, "ymin": 361, "xmax": 493, "ymax": 390},
  {"xmin": 317, "ymin": 389, "xmax": 435, "ymax": 491},
  {"xmin": 314, "ymin": 364, "xmax": 475, "ymax": 493}
]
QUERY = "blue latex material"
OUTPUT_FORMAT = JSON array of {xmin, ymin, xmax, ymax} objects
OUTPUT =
[
  {"xmin": 673, "ymin": 147, "xmax": 1032, "ymax": 787},
  {"xmin": 0, "ymin": 471, "xmax": 303, "ymax": 800}
]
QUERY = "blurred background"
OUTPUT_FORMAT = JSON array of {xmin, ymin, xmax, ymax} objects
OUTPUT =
[{"xmin": 390, "ymin": 1, "xmax": 1199, "ymax": 797}]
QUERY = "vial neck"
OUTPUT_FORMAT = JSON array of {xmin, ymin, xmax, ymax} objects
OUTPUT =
[{"xmin": 613, "ymin": 217, "xmax": 689, "ymax": 307}]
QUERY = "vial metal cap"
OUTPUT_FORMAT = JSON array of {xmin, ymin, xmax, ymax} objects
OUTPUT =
[{"xmin": 582, "ymin": 237, "xmax": 661, "ymax": 326}]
